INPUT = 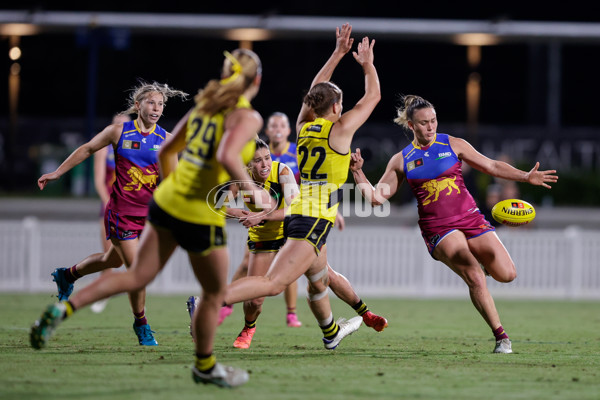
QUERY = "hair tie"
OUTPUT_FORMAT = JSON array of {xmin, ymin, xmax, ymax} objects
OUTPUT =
[{"xmin": 220, "ymin": 51, "xmax": 243, "ymax": 85}]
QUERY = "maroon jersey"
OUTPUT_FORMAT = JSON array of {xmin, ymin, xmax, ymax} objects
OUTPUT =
[{"xmin": 107, "ymin": 120, "xmax": 165, "ymax": 217}]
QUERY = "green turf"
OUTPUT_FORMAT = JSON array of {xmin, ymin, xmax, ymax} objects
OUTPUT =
[{"xmin": 1, "ymin": 293, "xmax": 598, "ymax": 400}]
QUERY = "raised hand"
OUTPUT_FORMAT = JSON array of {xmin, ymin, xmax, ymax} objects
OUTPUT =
[
  {"xmin": 352, "ymin": 36, "xmax": 375, "ymax": 66},
  {"xmin": 335, "ymin": 23, "xmax": 354, "ymax": 55}
]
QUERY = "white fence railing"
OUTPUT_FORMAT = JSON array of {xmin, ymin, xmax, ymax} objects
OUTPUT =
[{"xmin": 1, "ymin": 218, "xmax": 599, "ymax": 299}]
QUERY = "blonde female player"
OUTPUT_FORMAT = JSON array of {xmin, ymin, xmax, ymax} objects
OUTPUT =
[
  {"xmin": 37, "ymin": 82, "xmax": 187, "ymax": 345},
  {"xmin": 222, "ymin": 23, "xmax": 381, "ymax": 350},
  {"xmin": 31, "ymin": 49, "xmax": 272, "ymax": 388},
  {"xmin": 350, "ymin": 94, "xmax": 558, "ymax": 353}
]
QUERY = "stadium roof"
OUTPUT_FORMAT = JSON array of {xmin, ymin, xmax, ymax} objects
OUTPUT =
[{"xmin": 3, "ymin": 10, "xmax": 600, "ymax": 44}]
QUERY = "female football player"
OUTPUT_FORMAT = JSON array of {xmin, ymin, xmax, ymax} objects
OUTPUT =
[
  {"xmin": 350, "ymin": 94, "xmax": 558, "ymax": 353},
  {"xmin": 222, "ymin": 23, "xmax": 382, "ymax": 350}
]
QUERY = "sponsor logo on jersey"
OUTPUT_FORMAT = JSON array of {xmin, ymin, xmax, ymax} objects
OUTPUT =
[
  {"xmin": 123, "ymin": 140, "xmax": 141, "ymax": 150},
  {"xmin": 424, "ymin": 151, "xmax": 429, "ymax": 157},
  {"xmin": 150, "ymin": 144, "xmax": 160, "ymax": 151},
  {"xmin": 142, "ymin": 138, "xmax": 147, "ymax": 143},
  {"xmin": 406, "ymin": 158, "xmax": 424, "ymax": 172},
  {"xmin": 435, "ymin": 152, "xmax": 452, "ymax": 160},
  {"xmin": 307, "ymin": 125, "xmax": 322, "ymax": 132}
]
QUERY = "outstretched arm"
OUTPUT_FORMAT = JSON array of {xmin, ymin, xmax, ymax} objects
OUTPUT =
[
  {"xmin": 329, "ymin": 35, "xmax": 381, "ymax": 152},
  {"xmin": 451, "ymin": 137, "xmax": 559, "ymax": 188},
  {"xmin": 296, "ymin": 23, "xmax": 354, "ymax": 130},
  {"xmin": 38, "ymin": 124, "xmax": 120, "ymax": 190},
  {"xmin": 351, "ymin": 148, "xmax": 403, "ymax": 206}
]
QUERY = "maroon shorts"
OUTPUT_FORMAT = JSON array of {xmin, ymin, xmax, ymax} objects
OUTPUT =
[
  {"xmin": 420, "ymin": 209, "xmax": 495, "ymax": 255},
  {"xmin": 104, "ymin": 209, "xmax": 146, "ymax": 240}
]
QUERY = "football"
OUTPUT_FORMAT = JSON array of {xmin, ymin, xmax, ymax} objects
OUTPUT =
[{"xmin": 491, "ymin": 199, "xmax": 536, "ymax": 227}]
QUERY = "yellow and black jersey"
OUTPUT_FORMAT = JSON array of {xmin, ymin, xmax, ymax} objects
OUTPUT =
[
  {"xmin": 289, "ymin": 117, "xmax": 349, "ymax": 223},
  {"xmin": 247, "ymin": 161, "xmax": 286, "ymax": 242},
  {"xmin": 153, "ymin": 96, "xmax": 256, "ymax": 226}
]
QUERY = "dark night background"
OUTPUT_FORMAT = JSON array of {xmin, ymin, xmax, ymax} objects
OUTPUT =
[{"xmin": 1, "ymin": 1, "xmax": 599, "ymax": 206}]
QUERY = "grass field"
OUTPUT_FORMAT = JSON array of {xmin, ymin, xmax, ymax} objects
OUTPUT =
[{"xmin": 1, "ymin": 293, "xmax": 599, "ymax": 400}]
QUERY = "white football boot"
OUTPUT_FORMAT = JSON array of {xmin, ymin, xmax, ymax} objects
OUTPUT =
[{"xmin": 322, "ymin": 316, "xmax": 363, "ymax": 350}]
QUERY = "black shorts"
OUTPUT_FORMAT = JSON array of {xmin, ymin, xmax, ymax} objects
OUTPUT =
[
  {"xmin": 247, "ymin": 237, "xmax": 286, "ymax": 253},
  {"xmin": 147, "ymin": 199, "xmax": 226, "ymax": 254},
  {"xmin": 284, "ymin": 214, "xmax": 332, "ymax": 254}
]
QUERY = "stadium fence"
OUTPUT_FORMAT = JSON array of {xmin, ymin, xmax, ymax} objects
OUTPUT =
[{"xmin": 1, "ymin": 218, "xmax": 598, "ymax": 299}]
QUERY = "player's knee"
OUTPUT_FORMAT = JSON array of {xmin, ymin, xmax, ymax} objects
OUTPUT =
[
  {"xmin": 496, "ymin": 267, "xmax": 517, "ymax": 283},
  {"xmin": 264, "ymin": 278, "xmax": 286, "ymax": 297},
  {"xmin": 462, "ymin": 268, "xmax": 487, "ymax": 289}
]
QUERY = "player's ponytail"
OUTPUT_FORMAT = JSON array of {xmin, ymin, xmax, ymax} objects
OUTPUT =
[
  {"xmin": 195, "ymin": 49, "xmax": 262, "ymax": 116},
  {"xmin": 393, "ymin": 95, "xmax": 434, "ymax": 130}
]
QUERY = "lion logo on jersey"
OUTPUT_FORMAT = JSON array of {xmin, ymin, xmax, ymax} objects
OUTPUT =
[
  {"xmin": 124, "ymin": 166, "xmax": 157, "ymax": 191},
  {"xmin": 421, "ymin": 177, "xmax": 460, "ymax": 205}
]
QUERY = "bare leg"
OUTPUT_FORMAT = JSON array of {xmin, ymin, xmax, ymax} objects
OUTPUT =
[
  {"xmin": 70, "ymin": 223, "xmax": 177, "ymax": 310},
  {"xmin": 225, "ymin": 239, "xmax": 316, "ymax": 305},
  {"xmin": 284, "ymin": 280, "xmax": 298, "ymax": 311},
  {"xmin": 190, "ymin": 247, "xmax": 231, "ymax": 355},
  {"xmin": 327, "ymin": 265, "xmax": 360, "ymax": 305},
  {"xmin": 75, "ymin": 245, "xmax": 123, "ymax": 276},
  {"xmin": 212, "ymin": 245, "xmax": 250, "ymax": 327},
  {"xmin": 327, "ymin": 262, "xmax": 388, "ymax": 332},
  {"xmin": 304, "ymin": 247, "xmax": 333, "ymax": 323},
  {"xmin": 242, "ymin": 252, "xmax": 275, "ymax": 321},
  {"xmin": 433, "ymin": 230, "xmax": 503, "ymax": 330},
  {"xmin": 231, "ymin": 246, "xmax": 250, "ymax": 282},
  {"xmin": 90, "ymin": 220, "xmax": 121, "ymax": 312},
  {"xmin": 110, "ymin": 237, "xmax": 146, "ymax": 315},
  {"xmin": 468, "ymin": 231, "xmax": 517, "ymax": 283},
  {"xmin": 284, "ymin": 279, "xmax": 302, "ymax": 327}
]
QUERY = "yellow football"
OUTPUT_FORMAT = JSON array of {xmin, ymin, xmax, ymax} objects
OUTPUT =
[{"xmin": 491, "ymin": 199, "xmax": 536, "ymax": 227}]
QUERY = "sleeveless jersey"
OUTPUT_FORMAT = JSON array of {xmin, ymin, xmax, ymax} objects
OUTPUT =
[
  {"xmin": 105, "ymin": 145, "xmax": 116, "ymax": 194},
  {"xmin": 247, "ymin": 161, "xmax": 285, "ymax": 242},
  {"xmin": 270, "ymin": 142, "xmax": 299, "ymax": 184},
  {"xmin": 153, "ymin": 96, "xmax": 256, "ymax": 226},
  {"xmin": 290, "ymin": 117, "xmax": 349, "ymax": 223},
  {"xmin": 402, "ymin": 133, "xmax": 478, "ymax": 226},
  {"xmin": 107, "ymin": 120, "xmax": 165, "ymax": 216}
]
